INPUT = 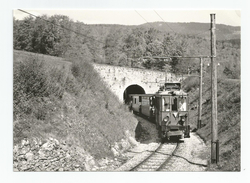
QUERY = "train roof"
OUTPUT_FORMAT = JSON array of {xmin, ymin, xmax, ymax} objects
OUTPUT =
[
  {"xmin": 128, "ymin": 94, "xmax": 155, "ymax": 96},
  {"xmin": 155, "ymin": 90, "xmax": 188, "ymax": 96}
]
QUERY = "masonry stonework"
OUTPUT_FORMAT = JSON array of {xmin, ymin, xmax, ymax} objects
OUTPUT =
[{"xmin": 93, "ymin": 64, "xmax": 182, "ymax": 102}]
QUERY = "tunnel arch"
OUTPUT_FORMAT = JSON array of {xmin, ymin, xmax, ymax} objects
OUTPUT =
[{"xmin": 123, "ymin": 84, "xmax": 145, "ymax": 104}]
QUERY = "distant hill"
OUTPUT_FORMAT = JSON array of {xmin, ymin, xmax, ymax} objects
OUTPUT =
[
  {"xmin": 136, "ymin": 22, "xmax": 240, "ymax": 40},
  {"xmin": 89, "ymin": 21, "xmax": 240, "ymax": 41},
  {"xmin": 90, "ymin": 22, "xmax": 240, "ymax": 40}
]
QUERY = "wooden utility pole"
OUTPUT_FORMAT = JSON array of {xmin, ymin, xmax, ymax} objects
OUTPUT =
[
  {"xmin": 210, "ymin": 14, "xmax": 219, "ymax": 164},
  {"xmin": 197, "ymin": 57, "xmax": 203, "ymax": 129}
]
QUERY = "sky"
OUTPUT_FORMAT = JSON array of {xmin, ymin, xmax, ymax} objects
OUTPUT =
[{"xmin": 13, "ymin": 9, "xmax": 241, "ymax": 26}]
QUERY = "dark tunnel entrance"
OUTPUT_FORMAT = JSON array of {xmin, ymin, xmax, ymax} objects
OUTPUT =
[{"xmin": 123, "ymin": 85, "xmax": 145, "ymax": 104}]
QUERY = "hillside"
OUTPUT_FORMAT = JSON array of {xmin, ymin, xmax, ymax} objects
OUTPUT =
[
  {"xmin": 13, "ymin": 50, "xmax": 138, "ymax": 171},
  {"xmin": 182, "ymin": 74, "xmax": 241, "ymax": 171}
]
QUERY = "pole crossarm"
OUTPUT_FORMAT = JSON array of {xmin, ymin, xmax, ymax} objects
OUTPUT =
[
  {"xmin": 183, "ymin": 75, "xmax": 200, "ymax": 77},
  {"xmin": 129, "ymin": 56, "xmax": 213, "ymax": 59}
]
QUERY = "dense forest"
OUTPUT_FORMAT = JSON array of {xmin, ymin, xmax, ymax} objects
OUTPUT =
[{"xmin": 13, "ymin": 14, "xmax": 240, "ymax": 79}]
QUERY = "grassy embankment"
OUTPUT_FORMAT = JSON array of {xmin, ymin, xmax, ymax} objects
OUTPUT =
[
  {"xmin": 13, "ymin": 50, "xmax": 138, "ymax": 159},
  {"xmin": 183, "ymin": 75, "xmax": 240, "ymax": 171}
]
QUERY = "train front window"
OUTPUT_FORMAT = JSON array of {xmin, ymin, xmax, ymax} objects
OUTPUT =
[
  {"xmin": 162, "ymin": 97, "xmax": 170, "ymax": 111},
  {"xmin": 178, "ymin": 98, "xmax": 187, "ymax": 111},
  {"xmin": 172, "ymin": 97, "xmax": 178, "ymax": 111}
]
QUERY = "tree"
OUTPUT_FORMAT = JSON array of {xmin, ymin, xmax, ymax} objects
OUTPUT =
[
  {"xmin": 161, "ymin": 34, "xmax": 194, "ymax": 74},
  {"xmin": 104, "ymin": 28, "xmax": 126, "ymax": 66},
  {"xmin": 13, "ymin": 16, "xmax": 35, "ymax": 51},
  {"xmin": 123, "ymin": 28, "xmax": 146, "ymax": 67},
  {"xmin": 48, "ymin": 15, "xmax": 73, "ymax": 57}
]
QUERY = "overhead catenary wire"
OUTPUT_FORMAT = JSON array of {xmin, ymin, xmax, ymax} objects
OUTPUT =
[
  {"xmin": 16, "ymin": 9, "xmax": 129, "ymax": 58},
  {"xmin": 18, "ymin": 9, "xmax": 105, "ymax": 45},
  {"xmin": 153, "ymin": 10, "xmax": 175, "ymax": 33},
  {"xmin": 153, "ymin": 10, "xmax": 211, "ymax": 38},
  {"xmin": 137, "ymin": 10, "xmax": 211, "ymax": 59},
  {"xmin": 134, "ymin": 10, "xmax": 155, "ymax": 29},
  {"xmin": 17, "ymin": 9, "xmax": 106, "ymax": 58},
  {"xmin": 19, "ymin": 9, "xmax": 211, "ymax": 45},
  {"xmin": 17, "ymin": 9, "xmax": 131, "ymax": 58},
  {"xmin": 129, "ymin": 55, "xmax": 212, "ymax": 60},
  {"xmin": 18, "ymin": 9, "xmax": 213, "ymax": 62}
]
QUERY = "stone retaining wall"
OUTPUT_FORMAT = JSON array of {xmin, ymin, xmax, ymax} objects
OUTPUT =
[
  {"xmin": 13, "ymin": 138, "xmax": 88, "ymax": 171},
  {"xmin": 13, "ymin": 133, "xmax": 140, "ymax": 171}
]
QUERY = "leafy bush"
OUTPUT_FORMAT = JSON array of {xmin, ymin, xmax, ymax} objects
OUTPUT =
[
  {"xmin": 182, "ymin": 76, "xmax": 199, "ymax": 92},
  {"xmin": 67, "ymin": 59, "xmax": 138, "ymax": 157},
  {"xmin": 13, "ymin": 52, "xmax": 137, "ymax": 159},
  {"xmin": 13, "ymin": 57, "xmax": 68, "ymax": 120}
]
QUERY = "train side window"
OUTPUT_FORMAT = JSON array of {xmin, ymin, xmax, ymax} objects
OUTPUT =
[
  {"xmin": 172, "ymin": 97, "xmax": 178, "ymax": 111},
  {"xmin": 149, "ymin": 97, "xmax": 153, "ymax": 106},
  {"xmin": 162, "ymin": 97, "xmax": 170, "ymax": 111},
  {"xmin": 134, "ymin": 98, "xmax": 136, "ymax": 104},
  {"xmin": 179, "ymin": 97, "xmax": 187, "ymax": 111},
  {"xmin": 139, "ymin": 96, "xmax": 142, "ymax": 102}
]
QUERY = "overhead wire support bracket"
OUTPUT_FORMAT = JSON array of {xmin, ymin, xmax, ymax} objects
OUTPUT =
[{"xmin": 130, "ymin": 56, "xmax": 213, "ymax": 59}]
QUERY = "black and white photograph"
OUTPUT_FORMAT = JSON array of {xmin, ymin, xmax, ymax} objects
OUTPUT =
[
  {"xmin": 1, "ymin": 0, "xmax": 249, "ymax": 182},
  {"xmin": 12, "ymin": 8, "xmax": 241, "ymax": 172}
]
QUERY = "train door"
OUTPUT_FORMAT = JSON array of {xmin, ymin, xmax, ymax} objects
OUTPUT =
[
  {"xmin": 139, "ymin": 96, "xmax": 142, "ymax": 113},
  {"xmin": 171, "ymin": 97, "xmax": 178, "ymax": 111},
  {"xmin": 129, "ymin": 96, "xmax": 133, "ymax": 111},
  {"xmin": 155, "ymin": 96, "xmax": 161, "ymax": 130},
  {"xmin": 154, "ymin": 97, "xmax": 158, "ymax": 124},
  {"xmin": 149, "ymin": 96, "xmax": 155, "ymax": 118},
  {"xmin": 133, "ymin": 96, "xmax": 140, "ymax": 113}
]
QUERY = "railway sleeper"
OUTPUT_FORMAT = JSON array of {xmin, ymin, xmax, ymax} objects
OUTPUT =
[
  {"xmin": 135, "ymin": 168, "xmax": 157, "ymax": 171},
  {"xmin": 144, "ymin": 161, "xmax": 165, "ymax": 166},
  {"xmin": 146, "ymin": 159, "xmax": 166, "ymax": 163},
  {"xmin": 149, "ymin": 155, "xmax": 167, "ymax": 159},
  {"xmin": 140, "ymin": 165, "xmax": 161, "ymax": 169}
]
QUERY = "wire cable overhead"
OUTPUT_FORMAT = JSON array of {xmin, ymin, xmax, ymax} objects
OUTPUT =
[
  {"xmin": 17, "ymin": 9, "xmax": 130, "ymax": 57},
  {"xmin": 18, "ymin": 9, "xmax": 105, "ymax": 45},
  {"xmin": 153, "ymin": 10, "xmax": 175, "ymax": 33},
  {"xmin": 134, "ymin": 10, "xmax": 155, "ymax": 29}
]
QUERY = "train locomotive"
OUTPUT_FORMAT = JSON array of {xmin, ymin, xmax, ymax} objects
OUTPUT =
[{"xmin": 129, "ymin": 82, "xmax": 190, "ymax": 141}]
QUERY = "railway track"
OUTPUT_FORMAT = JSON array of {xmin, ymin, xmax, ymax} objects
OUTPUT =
[{"xmin": 129, "ymin": 142, "xmax": 179, "ymax": 171}]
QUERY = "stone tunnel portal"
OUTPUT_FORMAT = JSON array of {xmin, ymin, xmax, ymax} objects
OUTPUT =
[{"xmin": 123, "ymin": 85, "xmax": 145, "ymax": 104}]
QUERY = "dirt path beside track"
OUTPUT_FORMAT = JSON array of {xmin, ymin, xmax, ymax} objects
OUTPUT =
[{"xmin": 116, "ymin": 115, "xmax": 208, "ymax": 171}]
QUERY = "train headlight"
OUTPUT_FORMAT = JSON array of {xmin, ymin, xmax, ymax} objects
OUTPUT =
[
  {"xmin": 178, "ymin": 116, "xmax": 185, "ymax": 126},
  {"xmin": 163, "ymin": 116, "xmax": 169, "ymax": 123},
  {"xmin": 163, "ymin": 116, "xmax": 171, "ymax": 126}
]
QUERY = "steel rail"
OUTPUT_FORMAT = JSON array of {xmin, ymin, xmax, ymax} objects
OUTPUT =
[
  {"xmin": 129, "ymin": 143, "xmax": 163, "ymax": 171},
  {"xmin": 156, "ymin": 142, "xmax": 179, "ymax": 171},
  {"xmin": 129, "ymin": 142, "xmax": 179, "ymax": 171}
]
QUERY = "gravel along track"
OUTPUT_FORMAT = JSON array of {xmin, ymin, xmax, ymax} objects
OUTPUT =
[
  {"xmin": 163, "ymin": 133, "xmax": 208, "ymax": 171},
  {"xmin": 116, "ymin": 114, "xmax": 208, "ymax": 172},
  {"xmin": 129, "ymin": 143, "xmax": 179, "ymax": 171}
]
